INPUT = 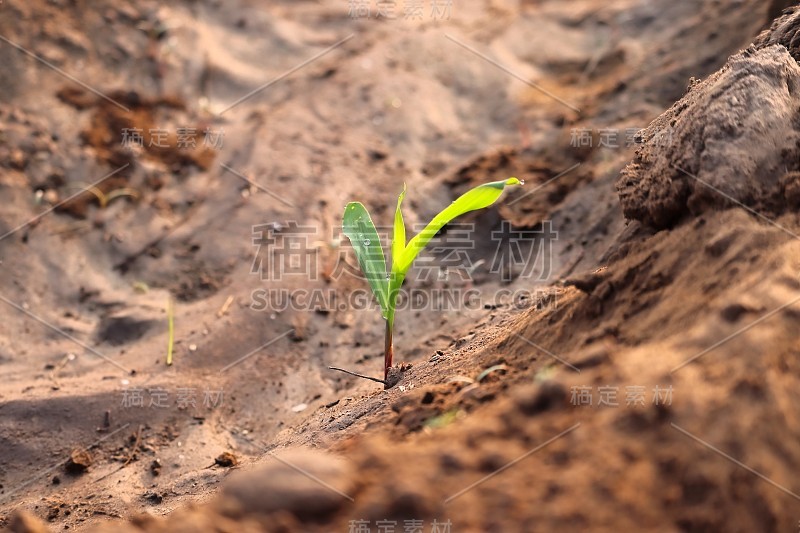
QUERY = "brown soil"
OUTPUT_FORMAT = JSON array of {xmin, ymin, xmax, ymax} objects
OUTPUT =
[{"xmin": 2, "ymin": 1, "xmax": 800, "ymax": 532}]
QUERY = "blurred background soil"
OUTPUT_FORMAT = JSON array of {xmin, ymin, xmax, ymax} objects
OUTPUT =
[{"xmin": 2, "ymin": 0, "xmax": 800, "ymax": 531}]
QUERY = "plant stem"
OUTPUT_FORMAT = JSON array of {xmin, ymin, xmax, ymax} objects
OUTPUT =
[{"xmin": 384, "ymin": 319, "xmax": 394, "ymax": 382}]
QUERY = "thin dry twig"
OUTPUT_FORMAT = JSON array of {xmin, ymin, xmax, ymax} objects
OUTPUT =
[
  {"xmin": 328, "ymin": 366, "xmax": 386, "ymax": 385},
  {"xmin": 123, "ymin": 424, "xmax": 143, "ymax": 467}
]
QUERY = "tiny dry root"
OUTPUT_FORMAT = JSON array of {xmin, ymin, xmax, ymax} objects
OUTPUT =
[
  {"xmin": 124, "ymin": 424, "xmax": 143, "ymax": 467},
  {"xmin": 328, "ymin": 366, "xmax": 386, "ymax": 385}
]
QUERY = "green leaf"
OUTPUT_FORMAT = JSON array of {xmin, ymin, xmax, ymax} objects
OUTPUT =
[
  {"xmin": 392, "ymin": 184, "xmax": 407, "ymax": 270},
  {"xmin": 394, "ymin": 177, "xmax": 521, "ymax": 274},
  {"xmin": 386, "ymin": 185, "xmax": 408, "ymax": 327},
  {"xmin": 342, "ymin": 202, "xmax": 389, "ymax": 315}
]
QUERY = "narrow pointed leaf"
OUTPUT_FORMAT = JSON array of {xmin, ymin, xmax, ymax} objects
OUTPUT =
[
  {"xmin": 392, "ymin": 184, "xmax": 407, "ymax": 269},
  {"xmin": 342, "ymin": 202, "xmax": 389, "ymax": 315},
  {"xmin": 395, "ymin": 177, "xmax": 521, "ymax": 273}
]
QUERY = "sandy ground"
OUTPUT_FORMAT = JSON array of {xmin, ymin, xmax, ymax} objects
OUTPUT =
[{"xmin": 1, "ymin": 0, "xmax": 800, "ymax": 531}]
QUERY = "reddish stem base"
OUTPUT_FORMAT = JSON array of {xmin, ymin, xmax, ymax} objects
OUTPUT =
[{"xmin": 384, "ymin": 321, "xmax": 394, "ymax": 383}]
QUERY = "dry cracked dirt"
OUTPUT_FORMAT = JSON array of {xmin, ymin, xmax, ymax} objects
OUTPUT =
[{"xmin": 2, "ymin": 0, "xmax": 800, "ymax": 532}]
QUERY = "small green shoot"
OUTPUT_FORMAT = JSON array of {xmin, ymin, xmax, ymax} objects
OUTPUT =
[
  {"xmin": 476, "ymin": 364, "xmax": 509, "ymax": 382},
  {"xmin": 534, "ymin": 364, "xmax": 558, "ymax": 383},
  {"xmin": 423, "ymin": 409, "xmax": 462, "ymax": 429},
  {"xmin": 342, "ymin": 178, "xmax": 522, "ymax": 386}
]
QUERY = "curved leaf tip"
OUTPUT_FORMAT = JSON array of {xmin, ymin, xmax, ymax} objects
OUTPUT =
[
  {"xmin": 485, "ymin": 177, "xmax": 522, "ymax": 189},
  {"xmin": 393, "ymin": 177, "xmax": 522, "ymax": 274}
]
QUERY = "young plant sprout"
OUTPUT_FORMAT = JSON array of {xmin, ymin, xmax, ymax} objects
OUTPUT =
[{"xmin": 340, "ymin": 177, "xmax": 522, "ymax": 387}]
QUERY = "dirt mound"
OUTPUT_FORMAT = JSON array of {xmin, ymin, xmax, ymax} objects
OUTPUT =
[
  {"xmin": 617, "ymin": 44, "xmax": 800, "ymax": 228},
  {"xmin": 758, "ymin": 5, "xmax": 800, "ymax": 61}
]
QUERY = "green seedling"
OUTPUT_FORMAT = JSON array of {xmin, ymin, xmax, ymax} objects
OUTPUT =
[{"xmin": 341, "ymin": 177, "xmax": 522, "ymax": 387}]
